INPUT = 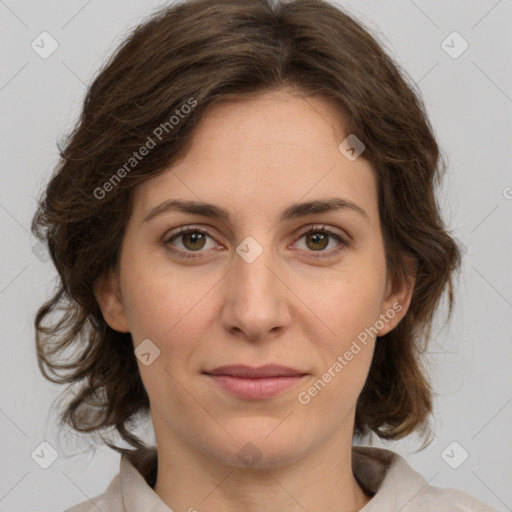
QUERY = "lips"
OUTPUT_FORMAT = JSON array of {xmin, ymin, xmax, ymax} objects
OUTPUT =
[
  {"xmin": 204, "ymin": 364, "xmax": 307, "ymax": 378},
  {"xmin": 203, "ymin": 364, "xmax": 308, "ymax": 400}
]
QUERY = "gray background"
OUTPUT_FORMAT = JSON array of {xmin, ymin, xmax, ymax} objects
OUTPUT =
[{"xmin": 1, "ymin": 0, "xmax": 511, "ymax": 510}]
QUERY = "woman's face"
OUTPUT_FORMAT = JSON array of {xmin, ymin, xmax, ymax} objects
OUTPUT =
[{"xmin": 96, "ymin": 89, "xmax": 413, "ymax": 468}]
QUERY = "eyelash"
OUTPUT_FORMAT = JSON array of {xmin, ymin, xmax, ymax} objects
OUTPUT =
[{"xmin": 163, "ymin": 224, "xmax": 348, "ymax": 260}]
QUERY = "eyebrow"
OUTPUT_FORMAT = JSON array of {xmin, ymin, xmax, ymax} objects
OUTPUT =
[{"xmin": 142, "ymin": 197, "xmax": 368, "ymax": 224}]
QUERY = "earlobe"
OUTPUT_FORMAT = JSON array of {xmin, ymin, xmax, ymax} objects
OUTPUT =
[
  {"xmin": 93, "ymin": 268, "xmax": 130, "ymax": 333},
  {"xmin": 377, "ymin": 255, "xmax": 416, "ymax": 336}
]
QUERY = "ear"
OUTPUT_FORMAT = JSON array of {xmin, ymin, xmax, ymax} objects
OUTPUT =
[
  {"xmin": 93, "ymin": 267, "xmax": 130, "ymax": 333},
  {"xmin": 376, "ymin": 254, "xmax": 416, "ymax": 336}
]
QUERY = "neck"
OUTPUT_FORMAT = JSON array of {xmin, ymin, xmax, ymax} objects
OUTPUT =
[{"xmin": 152, "ymin": 431, "xmax": 371, "ymax": 512}]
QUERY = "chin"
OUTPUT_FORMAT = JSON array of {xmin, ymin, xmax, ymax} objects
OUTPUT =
[{"xmin": 200, "ymin": 420, "xmax": 318, "ymax": 470}]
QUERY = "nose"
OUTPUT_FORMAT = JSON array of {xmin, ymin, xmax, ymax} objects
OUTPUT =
[{"xmin": 220, "ymin": 242, "xmax": 292, "ymax": 342}]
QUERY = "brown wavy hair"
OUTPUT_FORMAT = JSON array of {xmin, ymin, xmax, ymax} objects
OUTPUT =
[{"xmin": 31, "ymin": 0, "xmax": 461, "ymax": 458}]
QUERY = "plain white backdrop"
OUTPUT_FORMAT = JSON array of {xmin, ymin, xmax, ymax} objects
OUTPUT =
[{"xmin": 1, "ymin": 0, "xmax": 511, "ymax": 510}]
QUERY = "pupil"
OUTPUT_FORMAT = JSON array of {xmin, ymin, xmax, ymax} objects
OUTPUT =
[
  {"xmin": 309, "ymin": 233, "xmax": 327, "ymax": 250},
  {"xmin": 185, "ymin": 232, "xmax": 204, "ymax": 249}
]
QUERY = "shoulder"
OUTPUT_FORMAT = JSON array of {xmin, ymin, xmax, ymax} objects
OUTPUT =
[
  {"xmin": 62, "ymin": 448, "xmax": 160, "ymax": 512},
  {"xmin": 415, "ymin": 485, "xmax": 499, "ymax": 512},
  {"xmin": 352, "ymin": 446, "xmax": 499, "ymax": 512},
  {"xmin": 63, "ymin": 472, "xmax": 123, "ymax": 512}
]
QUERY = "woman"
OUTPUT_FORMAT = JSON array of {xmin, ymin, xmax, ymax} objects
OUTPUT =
[{"xmin": 31, "ymin": 0, "xmax": 498, "ymax": 510}]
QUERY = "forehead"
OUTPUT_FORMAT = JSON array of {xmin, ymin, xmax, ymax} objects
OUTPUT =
[
  {"xmin": 182, "ymin": 90, "xmax": 346, "ymax": 163},
  {"xmin": 131, "ymin": 90, "xmax": 378, "ymax": 224}
]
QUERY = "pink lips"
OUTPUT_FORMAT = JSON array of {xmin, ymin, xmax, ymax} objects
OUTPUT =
[{"xmin": 203, "ymin": 364, "xmax": 307, "ymax": 400}]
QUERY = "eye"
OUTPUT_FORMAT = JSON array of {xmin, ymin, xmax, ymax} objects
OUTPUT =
[
  {"xmin": 163, "ymin": 224, "xmax": 348, "ymax": 259},
  {"xmin": 293, "ymin": 225, "xmax": 347, "ymax": 259},
  {"xmin": 164, "ymin": 226, "xmax": 219, "ymax": 258}
]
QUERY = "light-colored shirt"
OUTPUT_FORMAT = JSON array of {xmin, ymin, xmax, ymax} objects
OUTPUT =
[{"xmin": 64, "ymin": 446, "xmax": 498, "ymax": 511}]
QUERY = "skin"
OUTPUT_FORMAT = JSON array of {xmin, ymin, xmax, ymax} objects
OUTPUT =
[{"xmin": 94, "ymin": 88, "xmax": 415, "ymax": 512}]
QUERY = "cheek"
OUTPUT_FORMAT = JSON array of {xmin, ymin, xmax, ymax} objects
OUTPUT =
[
  {"xmin": 120, "ymin": 247, "xmax": 211, "ymax": 341},
  {"xmin": 300, "ymin": 257, "xmax": 386, "ymax": 399},
  {"xmin": 297, "ymin": 275, "xmax": 382, "ymax": 421},
  {"xmin": 311, "ymin": 259, "xmax": 387, "ymax": 345},
  {"xmin": 122, "ymin": 263, "xmax": 209, "ymax": 412}
]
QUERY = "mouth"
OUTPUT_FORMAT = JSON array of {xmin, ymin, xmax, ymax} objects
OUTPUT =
[{"xmin": 203, "ymin": 364, "xmax": 308, "ymax": 400}]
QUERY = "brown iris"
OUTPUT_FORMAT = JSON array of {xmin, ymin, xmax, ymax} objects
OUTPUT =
[
  {"xmin": 182, "ymin": 231, "xmax": 207, "ymax": 251},
  {"xmin": 305, "ymin": 231, "xmax": 329, "ymax": 251}
]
